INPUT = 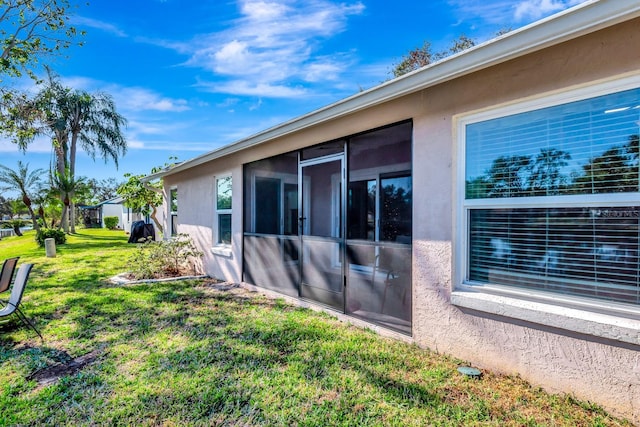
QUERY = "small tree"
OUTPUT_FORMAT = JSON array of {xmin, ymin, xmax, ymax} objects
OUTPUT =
[
  {"xmin": 117, "ymin": 173, "xmax": 164, "ymax": 234},
  {"xmin": 391, "ymin": 34, "xmax": 479, "ymax": 78},
  {"xmin": 0, "ymin": 161, "xmax": 44, "ymax": 231},
  {"xmin": 117, "ymin": 160, "xmax": 178, "ymax": 234}
]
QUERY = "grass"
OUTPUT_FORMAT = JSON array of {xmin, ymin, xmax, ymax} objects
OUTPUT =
[{"xmin": 0, "ymin": 228, "xmax": 633, "ymax": 426}]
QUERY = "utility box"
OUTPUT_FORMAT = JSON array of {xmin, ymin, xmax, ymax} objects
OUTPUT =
[{"xmin": 44, "ymin": 238, "xmax": 56, "ymax": 258}]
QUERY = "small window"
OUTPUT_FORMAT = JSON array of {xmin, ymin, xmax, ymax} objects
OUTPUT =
[
  {"xmin": 216, "ymin": 176, "xmax": 232, "ymax": 245},
  {"xmin": 170, "ymin": 188, "xmax": 178, "ymax": 236}
]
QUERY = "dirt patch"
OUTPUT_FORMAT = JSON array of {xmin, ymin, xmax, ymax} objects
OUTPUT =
[
  {"xmin": 203, "ymin": 281, "xmax": 241, "ymax": 292},
  {"xmin": 109, "ymin": 272, "xmax": 209, "ymax": 285},
  {"xmin": 27, "ymin": 349, "xmax": 102, "ymax": 389}
]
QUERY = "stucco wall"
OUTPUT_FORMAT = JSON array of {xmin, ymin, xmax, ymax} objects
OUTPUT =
[
  {"xmin": 164, "ymin": 19, "xmax": 640, "ymax": 422},
  {"xmin": 164, "ymin": 162, "xmax": 243, "ymax": 283}
]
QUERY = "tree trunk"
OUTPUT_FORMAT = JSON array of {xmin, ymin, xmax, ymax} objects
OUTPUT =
[
  {"xmin": 150, "ymin": 206, "xmax": 164, "ymax": 234},
  {"xmin": 21, "ymin": 195, "xmax": 40, "ymax": 232},
  {"xmin": 13, "ymin": 223, "xmax": 23, "ymax": 237},
  {"xmin": 59, "ymin": 191, "xmax": 69, "ymax": 234},
  {"xmin": 69, "ymin": 132, "xmax": 77, "ymax": 234},
  {"xmin": 70, "ymin": 199, "xmax": 76, "ymax": 233},
  {"xmin": 27, "ymin": 205, "xmax": 41, "ymax": 232}
]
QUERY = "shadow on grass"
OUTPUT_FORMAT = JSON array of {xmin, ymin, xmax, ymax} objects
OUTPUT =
[{"xmin": 0, "ymin": 265, "xmax": 630, "ymax": 425}]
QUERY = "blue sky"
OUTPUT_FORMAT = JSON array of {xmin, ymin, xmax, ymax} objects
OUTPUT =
[{"xmin": 1, "ymin": 0, "xmax": 586, "ymax": 196}]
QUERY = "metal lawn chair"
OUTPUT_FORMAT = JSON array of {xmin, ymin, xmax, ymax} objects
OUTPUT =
[
  {"xmin": 0, "ymin": 264, "xmax": 42, "ymax": 340},
  {"xmin": 0, "ymin": 257, "xmax": 19, "ymax": 294}
]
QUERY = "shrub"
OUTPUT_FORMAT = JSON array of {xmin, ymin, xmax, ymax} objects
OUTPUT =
[
  {"xmin": 128, "ymin": 233, "xmax": 203, "ymax": 280},
  {"xmin": 104, "ymin": 216, "xmax": 119, "ymax": 230},
  {"xmin": 36, "ymin": 228, "xmax": 66, "ymax": 247}
]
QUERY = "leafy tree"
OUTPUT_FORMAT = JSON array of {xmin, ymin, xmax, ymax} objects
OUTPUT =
[
  {"xmin": 117, "ymin": 173, "xmax": 164, "ymax": 234},
  {"xmin": 527, "ymin": 148, "xmax": 571, "ymax": 195},
  {"xmin": 1, "ymin": 70, "xmax": 127, "ymax": 232},
  {"xmin": 117, "ymin": 159, "xmax": 179, "ymax": 235},
  {"xmin": 572, "ymin": 135, "xmax": 639, "ymax": 194},
  {"xmin": 485, "ymin": 155, "xmax": 531, "ymax": 197},
  {"xmin": 0, "ymin": 195, "xmax": 12, "ymax": 218},
  {"xmin": 0, "ymin": 0, "xmax": 82, "ymax": 80},
  {"xmin": 39, "ymin": 186, "xmax": 62, "ymax": 227},
  {"xmin": 85, "ymin": 177, "xmax": 121, "ymax": 203},
  {"xmin": 391, "ymin": 34, "xmax": 477, "ymax": 78},
  {"xmin": 391, "ymin": 41, "xmax": 435, "ymax": 78},
  {"xmin": 0, "ymin": 160, "xmax": 44, "ymax": 231}
]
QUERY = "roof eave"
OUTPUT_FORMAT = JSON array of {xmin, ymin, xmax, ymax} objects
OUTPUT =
[{"xmin": 144, "ymin": 0, "xmax": 640, "ymax": 182}]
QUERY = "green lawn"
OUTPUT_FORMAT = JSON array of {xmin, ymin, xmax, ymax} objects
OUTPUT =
[{"xmin": 0, "ymin": 229, "xmax": 632, "ymax": 426}]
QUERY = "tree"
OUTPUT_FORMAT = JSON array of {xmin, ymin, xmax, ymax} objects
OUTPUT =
[
  {"xmin": 0, "ymin": 161, "xmax": 44, "ymax": 231},
  {"xmin": 485, "ymin": 155, "xmax": 532, "ymax": 197},
  {"xmin": 572, "ymin": 135, "xmax": 639, "ymax": 194},
  {"xmin": 391, "ymin": 34, "xmax": 477, "ymax": 78},
  {"xmin": 527, "ymin": 148, "xmax": 571, "ymax": 195},
  {"xmin": 85, "ymin": 177, "xmax": 121, "ymax": 203},
  {"xmin": 50, "ymin": 166, "xmax": 85, "ymax": 233},
  {"xmin": 117, "ymin": 173, "xmax": 164, "ymax": 234},
  {"xmin": 0, "ymin": 195, "xmax": 11, "ymax": 218},
  {"xmin": 117, "ymin": 159, "xmax": 179, "ymax": 235},
  {"xmin": 0, "ymin": 0, "xmax": 82, "ymax": 80},
  {"xmin": 1, "ymin": 70, "xmax": 128, "ymax": 232}
]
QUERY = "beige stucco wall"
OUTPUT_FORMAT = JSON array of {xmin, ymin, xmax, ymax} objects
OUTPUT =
[{"xmin": 164, "ymin": 19, "xmax": 640, "ymax": 423}]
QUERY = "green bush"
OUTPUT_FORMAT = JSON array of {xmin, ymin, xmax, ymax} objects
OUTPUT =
[
  {"xmin": 128, "ymin": 233, "xmax": 203, "ymax": 280},
  {"xmin": 36, "ymin": 228, "xmax": 67, "ymax": 247},
  {"xmin": 104, "ymin": 216, "xmax": 119, "ymax": 230}
]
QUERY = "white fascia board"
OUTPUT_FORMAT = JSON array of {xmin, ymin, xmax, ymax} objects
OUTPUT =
[{"xmin": 146, "ymin": 0, "xmax": 640, "ymax": 181}]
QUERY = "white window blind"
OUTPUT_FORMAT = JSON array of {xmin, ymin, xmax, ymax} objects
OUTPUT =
[{"xmin": 464, "ymin": 86, "xmax": 640, "ymax": 306}]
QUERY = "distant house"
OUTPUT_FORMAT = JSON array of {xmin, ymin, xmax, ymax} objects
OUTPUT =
[
  {"xmin": 79, "ymin": 197, "xmax": 143, "ymax": 232},
  {"xmin": 144, "ymin": 1, "xmax": 640, "ymax": 423}
]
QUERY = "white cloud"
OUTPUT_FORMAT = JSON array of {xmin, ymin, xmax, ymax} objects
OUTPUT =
[
  {"xmin": 514, "ymin": 0, "xmax": 585, "ymax": 21},
  {"xmin": 448, "ymin": 0, "xmax": 587, "ymax": 25},
  {"xmin": 72, "ymin": 16, "xmax": 128, "ymax": 37},
  {"xmin": 181, "ymin": 0, "xmax": 365, "ymax": 97},
  {"xmin": 197, "ymin": 80, "xmax": 307, "ymax": 98},
  {"xmin": 57, "ymin": 77, "xmax": 191, "ymax": 113},
  {"xmin": 249, "ymin": 98, "xmax": 263, "ymax": 111},
  {"xmin": 111, "ymin": 87, "xmax": 191, "ymax": 113}
]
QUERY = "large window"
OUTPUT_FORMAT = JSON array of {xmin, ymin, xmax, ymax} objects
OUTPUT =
[
  {"xmin": 459, "ymin": 78, "xmax": 640, "ymax": 308},
  {"xmin": 216, "ymin": 176, "xmax": 232, "ymax": 245}
]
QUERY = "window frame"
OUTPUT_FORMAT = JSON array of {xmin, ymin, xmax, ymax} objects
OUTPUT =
[
  {"xmin": 214, "ymin": 174, "xmax": 233, "ymax": 250},
  {"xmin": 169, "ymin": 187, "xmax": 178, "ymax": 236},
  {"xmin": 453, "ymin": 74, "xmax": 640, "ymax": 343}
]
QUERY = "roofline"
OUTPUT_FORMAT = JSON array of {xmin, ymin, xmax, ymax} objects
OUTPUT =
[{"xmin": 143, "ymin": 0, "xmax": 640, "ymax": 182}]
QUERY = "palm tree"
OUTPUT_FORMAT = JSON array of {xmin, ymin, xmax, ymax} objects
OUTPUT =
[
  {"xmin": 63, "ymin": 89, "xmax": 127, "ymax": 232},
  {"xmin": 50, "ymin": 167, "xmax": 86, "ymax": 234},
  {"xmin": 1, "ymin": 69, "xmax": 127, "ymax": 233},
  {"xmin": 0, "ymin": 161, "xmax": 45, "ymax": 232}
]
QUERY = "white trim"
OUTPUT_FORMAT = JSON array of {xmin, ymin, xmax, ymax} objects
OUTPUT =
[
  {"xmin": 142, "ymin": 0, "xmax": 640, "ymax": 183},
  {"xmin": 453, "ymin": 74, "xmax": 640, "ymax": 342},
  {"xmin": 211, "ymin": 245, "xmax": 232, "ymax": 257},
  {"xmin": 214, "ymin": 174, "xmax": 233, "ymax": 248},
  {"xmin": 450, "ymin": 290, "xmax": 640, "ymax": 345}
]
